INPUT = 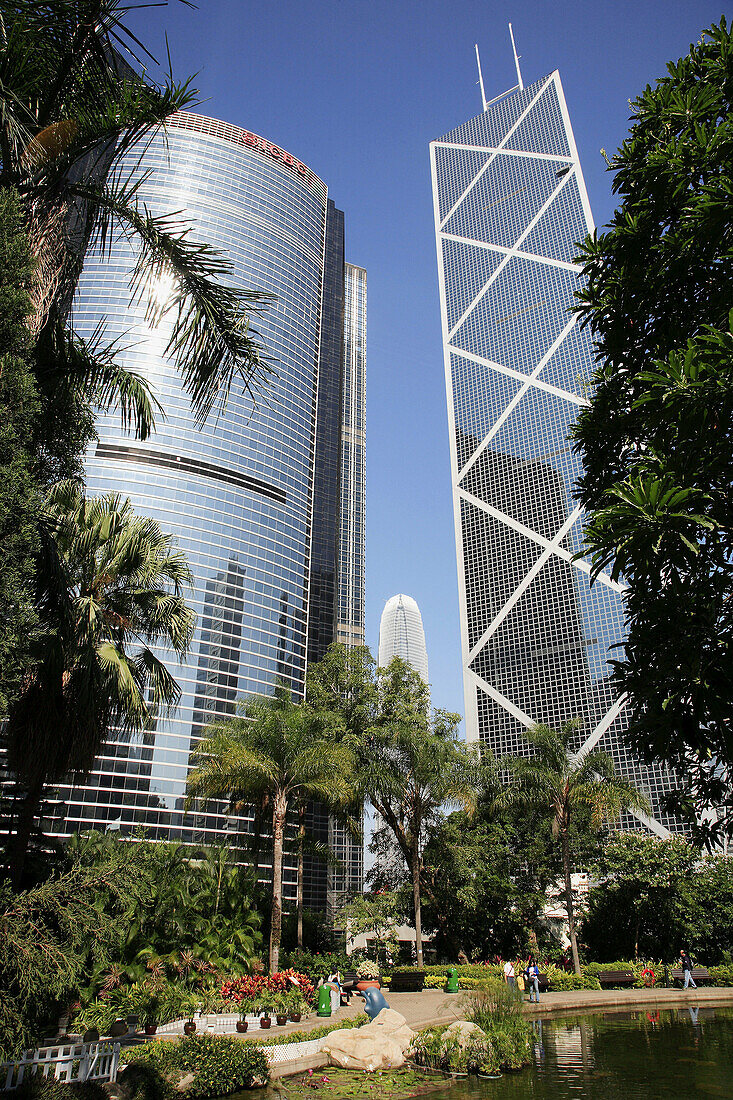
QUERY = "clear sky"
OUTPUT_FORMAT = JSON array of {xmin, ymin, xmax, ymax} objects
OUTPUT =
[{"xmin": 128, "ymin": 0, "xmax": 722, "ymax": 727}]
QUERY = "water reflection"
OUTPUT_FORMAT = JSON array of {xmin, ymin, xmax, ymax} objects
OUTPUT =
[{"xmin": 413, "ymin": 1008, "xmax": 733, "ymax": 1098}]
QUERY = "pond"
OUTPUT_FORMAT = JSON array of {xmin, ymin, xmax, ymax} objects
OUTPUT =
[{"xmin": 423, "ymin": 1007, "xmax": 733, "ymax": 1099}]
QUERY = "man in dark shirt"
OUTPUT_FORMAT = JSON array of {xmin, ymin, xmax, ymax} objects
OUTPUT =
[{"xmin": 680, "ymin": 950, "xmax": 697, "ymax": 989}]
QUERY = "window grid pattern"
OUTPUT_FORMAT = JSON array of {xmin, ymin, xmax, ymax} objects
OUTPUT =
[
  {"xmin": 378, "ymin": 594, "xmax": 429, "ymax": 685},
  {"xmin": 431, "ymin": 72, "xmax": 681, "ymax": 834},
  {"xmin": 50, "ymin": 117, "xmax": 332, "ymax": 877},
  {"xmin": 337, "ymin": 264, "xmax": 367, "ymax": 650}
]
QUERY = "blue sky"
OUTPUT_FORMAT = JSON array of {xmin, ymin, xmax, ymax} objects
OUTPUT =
[{"xmin": 129, "ymin": 0, "xmax": 722, "ymax": 725}]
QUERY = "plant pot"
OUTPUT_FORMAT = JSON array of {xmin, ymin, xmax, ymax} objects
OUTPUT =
[
  {"xmin": 144, "ymin": 1024, "xmax": 158, "ymax": 1036},
  {"xmin": 110, "ymin": 1019, "xmax": 128, "ymax": 1038},
  {"xmin": 259, "ymin": 1016, "xmax": 271, "ymax": 1029},
  {"xmin": 82, "ymin": 1029, "xmax": 100, "ymax": 1044},
  {"xmin": 236, "ymin": 1020, "xmax": 248, "ymax": 1033},
  {"xmin": 288, "ymin": 1013, "xmax": 302, "ymax": 1023},
  {"xmin": 356, "ymin": 980, "xmax": 380, "ymax": 992},
  {"xmin": 183, "ymin": 1021, "xmax": 196, "ymax": 1035},
  {"xmin": 275, "ymin": 1014, "xmax": 287, "ymax": 1026}
]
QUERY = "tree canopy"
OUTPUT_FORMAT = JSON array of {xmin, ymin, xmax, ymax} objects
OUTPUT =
[{"xmin": 572, "ymin": 17, "xmax": 733, "ymax": 840}]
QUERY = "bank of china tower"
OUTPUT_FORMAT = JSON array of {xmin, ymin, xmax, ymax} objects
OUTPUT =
[{"xmin": 430, "ymin": 71, "xmax": 679, "ymax": 836}]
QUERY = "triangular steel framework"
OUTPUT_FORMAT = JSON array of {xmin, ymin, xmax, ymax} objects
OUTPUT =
[{"xmin": 430, "ymin": 71, "xmax": 677, "ymax": 837}]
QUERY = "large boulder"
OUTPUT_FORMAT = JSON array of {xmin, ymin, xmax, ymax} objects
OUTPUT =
[
  {"xmin": 441, "ymin": 1021, "xmax": 486, "ymax": 1050},
  {"xmin": 320, "ymin": 1009, "xmax": 415, "ymax": 1072}
]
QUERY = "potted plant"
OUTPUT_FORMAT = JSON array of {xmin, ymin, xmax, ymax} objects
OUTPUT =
[
  {"xmin": 236, "ymin": 997, "xmax": 252, "ymax": 1033},
  {"xmin": 356, "ymin": 959, "xmax": 381, "ymax": 991},
  {"xmin": 258, "ymin": 989, "xmax": 274, "ymax": 1029},
  {"xmin": 274, "ymin": 992, "xmax": 288, "ymax": 1027},
  {"xmin": 287, "ymin": 989, "xmax": 306, "ymax": 1023},
  {"xmin": 183, "ymin": 991, "xmax": 199, "ymax": 1035},
  {"xmin": 139, "ymin": 989, "xmax": 162, "ymax": 1036}
]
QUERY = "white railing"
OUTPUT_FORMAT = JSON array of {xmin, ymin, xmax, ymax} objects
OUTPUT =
[{"xmin": 1, "ymin": 1041, "xmax": 120, "ymax": 1092}]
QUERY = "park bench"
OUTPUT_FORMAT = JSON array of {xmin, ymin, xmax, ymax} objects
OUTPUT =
[
  {"xmin": 670, "ymin": 967, "xmax": 710, "ymax": 987},
  {"xmin": 521, "ymin": 971, "xmax": 549, "ymax": 992},
  {"xmin": 597, "ymin": 969, "xmax": 636, "ymax": 988},
  {"xmin": 388, "ymin": 970, "xmax": 426, "ymax": 992}
]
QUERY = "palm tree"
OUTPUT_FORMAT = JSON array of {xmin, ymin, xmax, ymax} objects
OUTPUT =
[
  {"xmin": 5, "ymin": 480, "xmax": 195, "ymax": 885},
  {"xmin": 186, "ymin": 684, "xmax": 356, "ymax": 973},
  {"xmin": 495, "ymin": 721, "xmax": 651, "ymax": 975},
  {"xmin": 1, "ymin": 0, "xmax": 272, "ymax": 473},
  {"xmin": 362, "ymin": 657, "xmax": 484, "ymax": 968}
]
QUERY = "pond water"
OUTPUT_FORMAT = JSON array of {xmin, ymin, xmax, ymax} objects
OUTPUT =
[{"xmin": 424, "ymin": 1008, "xmax": 733, "ymax": 1099}]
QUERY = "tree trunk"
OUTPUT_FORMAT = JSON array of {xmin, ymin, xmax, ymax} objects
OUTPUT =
[
  {"xmin": 297, "ymin": 803, "xmax": 305, "ymax": 950},
  {"xmin": 411, "ymin": 834, "xmax": 423, "ymax": 968},
  {"xmin": 9, "ymin": 777, "xmax": 44, "ymax": 890},
  {"xmin": 269, "ymin": 791, "xmax": 287, "ymax": 974},
  {"xmin": 561, "ymin": 827, "xmax": 581, "ymax": 975}
]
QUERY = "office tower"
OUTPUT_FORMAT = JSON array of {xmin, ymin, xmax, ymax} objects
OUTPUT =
[
  {"xmin": 41, "ymin": 113, "xmax": 365, "ymax": 901},
  {"xmin": 430, "ymin": 71, "xmax": 678, "ymax": 835},
  {"xmin": 337, "ymin": 264, "xmax": 367, "ymax": 650},
  {"xmin": 378, "ymin": 594, "xmax": 429, "ymax": 685}
]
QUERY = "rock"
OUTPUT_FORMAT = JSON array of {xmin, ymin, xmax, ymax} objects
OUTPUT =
[
  {"xmin": 441, "ymin": 1021, "xmax": 486, "ymax": 1050},
  {"xmin": 320, "ymin": 1009, "xmax": 415, "ymax": 1072}
]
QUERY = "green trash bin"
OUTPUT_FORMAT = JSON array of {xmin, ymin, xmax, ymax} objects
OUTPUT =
[{"xmin": 444, "ymin": 967, "xmax": 459, "ymax": 993}]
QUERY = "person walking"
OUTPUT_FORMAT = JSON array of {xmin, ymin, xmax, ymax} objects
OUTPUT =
[
  {"xmin": 503, "ymin": 959, "xmax": 516, "ymax": 988},
  {"xmin": 680, "ymin": 951, "xmax": 697, "ymax": 990},
  {"xmin": 525, "ymin": 956, "xmax": 541, "ymax": 1003}
]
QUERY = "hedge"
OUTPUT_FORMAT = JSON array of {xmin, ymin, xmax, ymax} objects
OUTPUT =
[
  {"xmin": 120, "ymin": 1034, "xmax": 269, "ymax": 1098},
  {"xmin": 239, "ymin": 1013, "xmax": 368, "ymax": 1047}
]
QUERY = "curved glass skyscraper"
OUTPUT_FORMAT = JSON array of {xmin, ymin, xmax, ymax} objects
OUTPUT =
[
  {"xmin": 378, "ymin": 594, "xmax": 429, "ymax": 685},
  {"xmin": 430, "ymin": 72, "xmax": 679, "ymax": 836},
  {"xmin": 48, "ymin": 114, "xmax": 365, "ymax": 898}
]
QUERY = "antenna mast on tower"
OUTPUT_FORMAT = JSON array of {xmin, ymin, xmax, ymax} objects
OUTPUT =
[{"xmin": 477, "ymin": 23, "xmax": 526, "ymax": 110}]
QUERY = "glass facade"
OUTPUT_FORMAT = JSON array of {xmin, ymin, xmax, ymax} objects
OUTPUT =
[
  {"xmin": 430, "ymin": 73, "xmax": 680, "ymax": 835},
  {"xmin": 337, "ymin": 263, "xmax": 367, "ymax": 649},
  {"xmin": 37, "ymin": 113, "xmax": 365, "ymax": 901},
  {"xmin": 378, "ymin": 594, "xmax": 429, "ymax": 685}
]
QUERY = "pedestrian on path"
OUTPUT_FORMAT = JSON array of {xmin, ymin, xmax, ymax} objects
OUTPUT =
[
  {"xmin": 680, "ymin": 950, "xmax": 697, "ymax": 990},
  {"xmin": 525, "ymin": 956, "xmax": 540, "ymax": 1003},
  {"xmin": 503, "ymin": 959, "xmax": 516, "ymax": 988}
]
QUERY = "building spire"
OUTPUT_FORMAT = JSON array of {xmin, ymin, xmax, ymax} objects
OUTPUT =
[
  {"xmin": 476, "ymin": 23, "xmax": 525, "ymax": 110},
  {"xmin": 509, "ymin": 23, "xmax": 524, "ymax": 91}
]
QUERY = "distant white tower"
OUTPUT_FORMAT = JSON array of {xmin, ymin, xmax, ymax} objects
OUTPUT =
[{"xmin": 378, "ymin": 594, "xmax": 429, "ymax": 685}]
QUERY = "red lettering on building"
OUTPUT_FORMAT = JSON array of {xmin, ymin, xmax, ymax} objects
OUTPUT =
[{"xmin": 240, "ymin": 130, "xmax": 309, "ymax": 182}]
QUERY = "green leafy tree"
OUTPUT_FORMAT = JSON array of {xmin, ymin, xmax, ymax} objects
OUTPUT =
[
  {"xmin": 186, "ymin": 684, "xmax": 355, "ymax": 973},
  {"xmin": 582, "ymin": 834, "xmax": 733, "ymax": 963},
  {"xmin": 495, "ymin": 721, "xmax": 650, "ymax": 974},
  {"xmin": 0, "ymin": 188, "xmax": 41, "ymax": 719},
  {"xmin": 340, "ymin": 890, "xmax": 401, "ymax": 966},
  {"xmin": 0, "ymin": 0, "xmax": 272, "ymax": 477},
  {"xmin": 5, "ymin": 481, "xmax": 196, "ymax": 885},
  {"xmin": 581, "ymin": 833, "xmax": 698, "ymax": 961},
  {"xmin": 0, "ymin": 841, "xmax": 153, "ymax": 1059},
  {"xmin": 420, "ymin": 809, "xmax": 556, "ymax": 961},
  {"xmin": 571, "ymin": 18, "xmax": 733, "ymax": 838},
  {"xmin": 359, "ymin": 656, "xmax": 482, "ymax": 968},
  {"xmin": 66, "ymin": 832, "xmax": 262, "ymax": 985}
]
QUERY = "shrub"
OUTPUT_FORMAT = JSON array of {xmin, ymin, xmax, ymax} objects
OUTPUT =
[
  {"xmin": 282, "ymin": 950, "xmax": 354, "ymax": 979},
  {"xmin": 544, "ymin": 967, "xmax": 600, "ymax": 991},
  {"xmin": 709, "ymin": 965, "xmax": 733, "ymax": 986},
  {"xmin": 13, "ymin": 1084, "xmax": 108, "ymax": 1100},
  {"xmin": 118, "ymin": 1061, "xmax": 174, "ymax": 1100},
  {"xmin": 121, "ymin": 1035, "xmax": 269, "ymax": 1097}
]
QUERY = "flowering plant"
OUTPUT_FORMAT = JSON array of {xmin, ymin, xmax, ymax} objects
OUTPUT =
[{"xmin": 356, "ymin": 959, "xmax": 380, "ymax": 980}]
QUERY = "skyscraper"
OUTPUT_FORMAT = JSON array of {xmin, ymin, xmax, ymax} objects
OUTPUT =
[
  {"xmin": 378, "ymin": 594, "xmax": 429, "ymax": 685},
  {"xmin": 41, "ymin": 113, "xmax": 365, "ymax": 901},
  {"xmin": 430, "ymin": 70, "xmax": 678, "ymax": 835}
]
